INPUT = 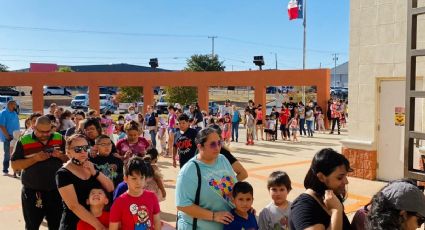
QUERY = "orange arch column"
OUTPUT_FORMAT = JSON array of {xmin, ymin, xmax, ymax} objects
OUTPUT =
[
  {"xmin": 316, "ymin": 69, "xmax": 331, "ymax": 128},
  {"xmin": 89, "ymin": 85, "xmax": 100, "ymax": 113},
  {"xmin": 254, "ymin": 84, "xmax": 267, "ymax": 122},
  {"xmin": 143, "ymin": 85, "xmax": 154, "ymax": 114},
  {"xmin": 32, "ymin": 84, "xmax": 44, "ymax": 114},
  {"xmin": 198, "ymin": 86, "xmax": 209, "ymax": 112}
]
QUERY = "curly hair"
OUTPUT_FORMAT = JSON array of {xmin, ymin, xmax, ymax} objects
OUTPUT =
[{"xmin": 367, "ymin": 191, "xmax": 403, "ymax": 230}]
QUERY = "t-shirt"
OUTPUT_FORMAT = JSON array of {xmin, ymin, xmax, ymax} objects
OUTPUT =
[
  {"xmin": 76, "ymin": 211, "xmax": 109, "ymax": 230},
  {"xmin": 258, "ymin": 201, "xmax": 292, "ymax": 230},
  {"xmin": 298, "ymin": 106, "xmax": 305, "ymax": 119},
  {"xmin": 289, "ymin": 193, "xmax": 351, "ymax": 230},
  {"xmin": 113, "ymin": 181, "xmax": 128, "ymax": 201},
  {"xmin": 110, "ymin": 191, "xmax": 160, "ymax": 230},
  {"xmin": 116, "ymin": 137, "xmax": 150, "ymax": 157},
  {"xmin": 279, "ymin": 109, "xmax": 290, "ymax": 125},
  {"xmin": 0, "ymin": 108, "xmax": 20, "ymax": 142},
  {"xmin": 146, "ymin": 112, "xmax": 158, "ymax": 127},
  {"xmin": 11, "ymin": 132, "xmax": 65, "ymax": 191},
  {"xmin": 220, "ymin": 106, "xmax": 232, "ymax": 118},
  {"xmin": 232, "ymin": 110, "xmax": 240, "ymax": 123},
  {"xmin": 125, "ymin": 113, "xmax": 138, "ymax": 122},
  {"xmin": 173, "ymin": 128, "xmax": 197, "ymax": 168},
  {"xmin": 56, "ymin": 167, "xmax": 102, "ymax": 230},
  {"xmin": 193, "ymin": 110, "xmax": 203, "ymax": 124},
  {"xmin": 306, "ymin": 109, "xmax": 314, "ymax": 121},
  {"xmin": 90, "ymin": 154, "xmax": 123, "ymax": 187},
  {"xmin": 286, "ymin": 102, "xmax": 297, "ymax": 118},
  {"xmin": 176, "ymin": 154, "xmax": 237, "ymax": 230},
  {"xmin": 246, "ymin": 114, "xmax": 255, "ymax": 128},
  {"xmin": 223, "ymin": 209, "xmax": 258, "ymax": 230},
  {"xmin": 168, "ymin": 113, "xmax": 177, "ymax": 129}
]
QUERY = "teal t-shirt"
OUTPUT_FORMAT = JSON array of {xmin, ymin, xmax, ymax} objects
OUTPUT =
[{"xmin": 176, "ymin": 154, "xmax": 237, "ymax": 230}]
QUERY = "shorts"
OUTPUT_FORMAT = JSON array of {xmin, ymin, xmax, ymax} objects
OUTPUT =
[
  {"xmin": 256, "ymin": 120, "xmax": 263, "ymax": 125},
  {"xmin": 280, "ymin": 124, "xmax": 287, "ymax": 131},
  {"xmin": 247, "ymin": 127, "xmax": 254, "ymax": 135},
  {"xmin": 291, "ymin": 128, "xmax": 299, "ymax": 133}
]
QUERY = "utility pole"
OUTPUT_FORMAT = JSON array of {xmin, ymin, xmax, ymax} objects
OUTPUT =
[
  {"xmin": 332, "ymin": 53, "xmax": 339, "ymax": 87},
  {"xmin": 274, "ymin": 53, "xmax": 278, "ymax": 70},
  {"xmin": 208, "ymin": 36, "xmax": 217, "ymax": 57}
]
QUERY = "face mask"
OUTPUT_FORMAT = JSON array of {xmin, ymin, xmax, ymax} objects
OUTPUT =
[
  {"xmin": 129, "ymin": 110, "xmax": 135, "ymax": 115},
  {"xmin": 106, "ymin": 116, "xmax": 112, "ymax": 120},
  {"xmin": 71, "ymin": 157, "xmax": 82, "ymax": 166}
]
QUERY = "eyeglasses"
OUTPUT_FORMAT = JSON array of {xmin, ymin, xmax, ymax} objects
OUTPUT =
[
  {"xmin": 96, "ymin": 143, "xmax": 112, "ymax": 147},
  {"xmin": 206, "ymin": 140, "xmax": 222, "ymax": 149},
  {"xmin": 35, "ymin": 127, "xmax": 52, "ymax": 135},
  {"xmin": 72, "ymin": 145, "xmax": 90, "ymax": 153}
]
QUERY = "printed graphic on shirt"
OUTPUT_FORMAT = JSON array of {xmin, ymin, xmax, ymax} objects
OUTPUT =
[
  {"xmin": 175, "ymin": 138, "xmax": 193, "ymax": 154},
  {"xmin": 208, "ymin": 175, "xmax": 235, "ymax": 203},
  {"xmin": 94, "ymin": 163, "xmax": 118, "ymax": 180},
  {"xmin": 129, "ymin": 204, "xmax": 151, "ymax": 230},
  {"xmin": 275, "ymin": 216, "xmax": 289, "ymax": 230}
]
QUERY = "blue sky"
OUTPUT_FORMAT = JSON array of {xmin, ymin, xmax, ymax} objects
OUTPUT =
[{"xmin": 0, "ymin": 0, "xmax": 349, "ymax": 71}]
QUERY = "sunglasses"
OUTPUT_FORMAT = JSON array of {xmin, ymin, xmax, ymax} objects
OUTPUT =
[
  {"xmin": 72, "ymin": 145, "xmax": 90, "ymax": 153},
  {"xmin": 206, "ymin": 140, "xmax": 222, "ymax": 149}
]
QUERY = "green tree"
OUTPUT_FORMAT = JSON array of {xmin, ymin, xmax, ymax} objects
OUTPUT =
[
  {"xmin": 165, "ymin": 54, "xmax": 225, "ymax": 105},
  {"xmin": 164, "ymin": 86, "xmax": 197, "ymax": 106},
  {"xmin": 184, "ymin": 54, "xmax": 225, "ymax": 72},
  {"xmin": 0, "ymin": 63, "xmax": 8, "ymax": 72},
  {"xmin": 57, "ymin": 66, "xmax": 73, "ymax": 72},
  {"xmin": 116, "ymin": 87, "xmax": 143, "ymax": 103}
]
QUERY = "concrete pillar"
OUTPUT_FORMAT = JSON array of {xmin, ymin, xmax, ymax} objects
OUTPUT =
[
  {"xmin": 32, "ymin": 84, "xmax": 44, "ymax": 114},
  {"xmin": 89, "ymin": 85, "xmax": 100, "ymax": 113},
  {"xmin": 254, "ymin": 84, "xmax": 266, "ymax": 123},
  {"xmin": 143, "ymin": 85, "xmax": 154, "ymax": 114},
  {"xmin": 197, "ymin": 86, "xmax": 209, "ymax": 112}
]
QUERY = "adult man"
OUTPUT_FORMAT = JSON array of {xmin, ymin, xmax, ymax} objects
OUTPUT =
[
  {"xmin": 64, "ymin": 110, "xmax": 85, "ymax": 138},
  {"xmin": 0, "ymin": 100, "xmax": 20, "ymax": 175},
  {"xmin": 219, "ymin": 99, "xmax": 232, "ymax": 118},
  {"xmin": 145, "ymin": 105, "xmax": 159, "ymax": 148},
  {"xmin": 173, "ymin": 114, "xmax": 198, "ymax": 168},
  {"xmin": 11, "ymin": 116, "xmax": 68, "ymax": 230}
]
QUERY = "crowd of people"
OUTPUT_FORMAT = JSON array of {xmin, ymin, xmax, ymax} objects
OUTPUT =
[{"xmin": 0, "ymin": 97, "xmax": 424, "ymax": 230}]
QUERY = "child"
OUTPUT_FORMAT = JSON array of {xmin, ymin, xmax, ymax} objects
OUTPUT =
[
  {"xmin": 258, "ymin": 171, "xmax": 292, "ymax": 230},
  {"xmin": 110, "ymin": 157, "xmax": 161, "ymax": 230},
  {"xmin": 223, "ymin": 181, "xmax": 258, "ymax": 230},
  {"xmin": 100, "ymin": 110, "xmax": 115, "ymax": 139},
  {"xmin": 317, "ymin": 111, "xmax": 325, "ymax": 134},
  {"xmin": 222, "ymin": 115, "xmax": 232, "ymax": 146},
  {"xmin": 144, "ymin": 148, "xmax": 166, "ymax": 202},
  {"xmin": 77, "ymin": 187, "xmax": 110, "ymax": 230},
  {"xmin": 114, "ymin": 115, "xmax": 127, "ymax": 141},
  {"xmin": 288, "ymin": 114, "xmax": 299, "ymax": 142},
  {"xmin": 245, "ymin": 109, "xmax": 255, "ymax": 145},
  {"xmin": 157, "ymin": 117, "xmax": 168, "ymax": 155},
  {"xmin": 264, "ymin": 115, "xmax": 272, "ymax": 141}
]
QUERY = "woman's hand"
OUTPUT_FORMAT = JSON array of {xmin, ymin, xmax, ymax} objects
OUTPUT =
[
  {"xmin": 324, "ymin": 190, "xmax": 342, "ymax": 212},
  {"xmin": 83, "ymin": 160, "xmax": 96, "ymax": 176},
  {"xmin": 212, "ymin": 211, "xmax": 234, "ymax": 224}
]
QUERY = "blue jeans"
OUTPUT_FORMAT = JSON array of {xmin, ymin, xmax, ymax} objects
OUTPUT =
[
  {"xmin": 306, "ymin": 120, "xmax": 314, "ymax": 137},
  {"xmin": 231, "ymin": 122, "xmax": 239, "ymax": 141},
  {"xmin": 149, "ymin": 130, "xmax": 157, "ymax": 149},
  {"xmin": 3, "ymin": 139, "xmax": 10, "ymax": 173},
  {"xmin": 299, "ymin": 118, "xmax": 306, "ymax": 135}
]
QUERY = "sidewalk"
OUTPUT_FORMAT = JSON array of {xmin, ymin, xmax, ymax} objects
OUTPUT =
[{"xmin": 0, "ymin": 128, "xmax": 386, "ymax": 229}]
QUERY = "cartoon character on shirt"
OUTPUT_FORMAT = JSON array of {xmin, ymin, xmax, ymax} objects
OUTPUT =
[
  {"xmin": 95, "ymin": 163, "xmax": 118, "ymax": 181},
  {"xmin": 129, "ymin": 204, "xmax": 151, "ymax": 230}
]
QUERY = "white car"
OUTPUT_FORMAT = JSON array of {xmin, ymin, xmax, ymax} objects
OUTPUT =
[
  {"xmin": 71, "ymin": 94, "xmax": 89, "ymax": 109},
  {"xmin": 43, "ymin": 86, "xmax": 71, "ymax": 96},
  {"xmin": 0, "ymin": 96, "xmax": 20, "ymax": 114},
  {"xmin": 100, "ymin": 94, "xmax": 116, "ymax": 113}
]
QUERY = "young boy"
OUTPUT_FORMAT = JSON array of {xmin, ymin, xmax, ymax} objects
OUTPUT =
[
  {"xmin": 110, "ymin": 157, "xmax": 161, "ymax": 230},
  {"xmin": 258, "ymin": 171, "xmax": 292, "ymax": 230},
  {"xmin": 245, "ymin": 109, "xmax": 255, "ymax": 145},
  {"xmin": 223, "ymin": 181, "xmax": 258, "ymax": 230},
  {"xmin": 77, "ymin": 187, "xmax": 110, "ymax": 230}
]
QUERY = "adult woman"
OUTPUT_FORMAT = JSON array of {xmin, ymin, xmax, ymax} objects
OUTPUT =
[
  {"xmin": 58, "ymin": 110, "xmax": 75, "ymax": 136},
  {"xmin": 368, "ymin": 180, "xmax": 425, "ymax": 230},
  {"xmin": 56, "ymin": 134, "xmax": 114, "ymax": 230},
  {"xmin": 231, "ymin": 105, "xmax": 240, "ymax": 142},
  {"xmin": 290, "ymin": 148, "xmax": 352, "ymax": 230},
  {"xmin": 115, "ymin": 120, "xmax": 150, "ymax": 162},
  {"xmin": 298, "ymin": 102, "xmax": 306, "ymax": 136},
  {"xmin": 176, "ymin": 127, "xmax": 237, "ymax": 229},
  {"xmin": 255, "ymin": 104, "xmax": 264, "ymax": 140}
]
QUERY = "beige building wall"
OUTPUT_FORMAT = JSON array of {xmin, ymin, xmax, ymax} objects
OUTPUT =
[{"xmin": 344, "ymin": 0, "xmax": 425, "ymax": 180}]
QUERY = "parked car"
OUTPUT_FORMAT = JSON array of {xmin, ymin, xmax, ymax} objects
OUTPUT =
[
  {"xmin": 0, "ymin": 87, "xmax": 24, "ymax": 96},
  {"xmin": 43, "ymin": 86, "xmax": 71, "ymax": 96},
  {"xmin": 266, "ymin": 86, "xmax": 282, "ymax": 94},
  {"xmin": 71, "ymin": 94, "xmax": 89, "ymax": 109},
  {"xmin": 0, "ymin": 96, "xmax": 20, "ymax": 114},
  {"xmin": 99, "ymin": 87, "xmax": 117, "ymax": 95},
  {"xmin": 99, "ymin": 94, "xmax": 116, "ymax": 114},
  {"xmin": 156, "ymin": 97, "xmax": 169, "ymax": 115}
]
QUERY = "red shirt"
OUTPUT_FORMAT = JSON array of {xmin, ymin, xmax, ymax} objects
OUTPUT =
[
  {"xmin": 279, "ymin": 109, "xmax": 291, "ymax": 124},
  {"xmin": 76, "ymin": 211, "xmax": 109, "ymax": 230},
  {"xmin": 110, "ymin": 191, "xmax": 160, "ymax": 230}
]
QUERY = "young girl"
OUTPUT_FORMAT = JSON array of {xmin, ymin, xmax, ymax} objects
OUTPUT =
[
  {"xmin": 245, "ymin": 109, "xmax": 255, "ymax": 145},
  {"xmin": 143, "ymin": 148, "xmax": 166, "ymax": 202},
  {"xmin": 101, "ymin": 110, "xmax": 114, "ymax": 139},
  {"xmin": 288, "ymin": 114, "xmax": 299, "ymax": 142},
  {"xmin": 157, "ymin": 117, "xmax": 168, "ymax": 155},
  {"xmin": 114, "ymin": 115, "xmax": 126, "ymax": 141},
  {"xmin": 317, "ymin": 111, "xmax": 326, "ymax": 133},
  {"xmin": 264, "ymin": 115, "xmax": 272, "ymax": 141},
  {"xmin": 222, "ymin": 115, "xmax": 232, "ymax": 146}
]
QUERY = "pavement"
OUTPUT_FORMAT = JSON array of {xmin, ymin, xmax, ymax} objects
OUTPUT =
[{"xmin": 0, "ymin": 127, "xmax": 387, "ymax": 229}]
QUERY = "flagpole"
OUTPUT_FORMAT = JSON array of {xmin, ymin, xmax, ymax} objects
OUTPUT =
[{"xmin": 302, "ymin": 0, "xmax": 307, "ymax": 104}]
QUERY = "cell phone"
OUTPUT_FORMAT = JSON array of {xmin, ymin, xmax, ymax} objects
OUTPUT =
[{"xmin": 44, "ymin": 147, "xmax": 54, "ymax": 154}]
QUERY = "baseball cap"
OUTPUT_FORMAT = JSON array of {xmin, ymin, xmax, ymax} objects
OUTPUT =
[{"xmin": 381, "ymin": 180, "xmax": 425, "ymax": 217}]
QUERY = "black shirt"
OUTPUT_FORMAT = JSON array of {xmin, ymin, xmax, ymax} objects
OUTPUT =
[
  {"xmin": 220, "ymin": 148, "xmax": 237, "ymax": 165},
  {"xmin": 90, "ymin": 154, "xmax": 123, "ymax": 187},
  {"xmin": 173, "ymin": 128, "xmax": 198, "ymax": 168},
  {"xmin": 289, "ymin": 193, "xmax": 351, "ymax": 230},
  {"xmin": 11, "ymin": 132, "xmax": 65, "ymax": 191},
  {"xmin": 56, "ymin": 167, "xmax": 101, "ymax": 230},
  {"xmin": 286, "ymin": 102, "xmax": 297, "ymax": 118}
]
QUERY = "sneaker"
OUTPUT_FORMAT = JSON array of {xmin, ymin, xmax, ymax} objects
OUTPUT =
[{"xmin": 2, "ymin": 172, "xmax": 8, "ymax": 176}]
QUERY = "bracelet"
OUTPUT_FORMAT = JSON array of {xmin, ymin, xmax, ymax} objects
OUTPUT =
[
  {"xmin": 212, "ymin": 211, "xmax": 215, "ymax": 222},
  {"xmin": 93, "ymin": 170, "xmax": 100, "ymax": 179}
]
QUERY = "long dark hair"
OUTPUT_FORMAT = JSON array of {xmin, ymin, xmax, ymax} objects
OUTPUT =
[{"xmin": 304, "ymin": 148, "xmax": 351, "ymax": 200}]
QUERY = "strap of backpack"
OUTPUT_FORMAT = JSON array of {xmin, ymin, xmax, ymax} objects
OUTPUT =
[{"xmin": 192, "ymin": 161, "xmax": 202, "ymax": 230}]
